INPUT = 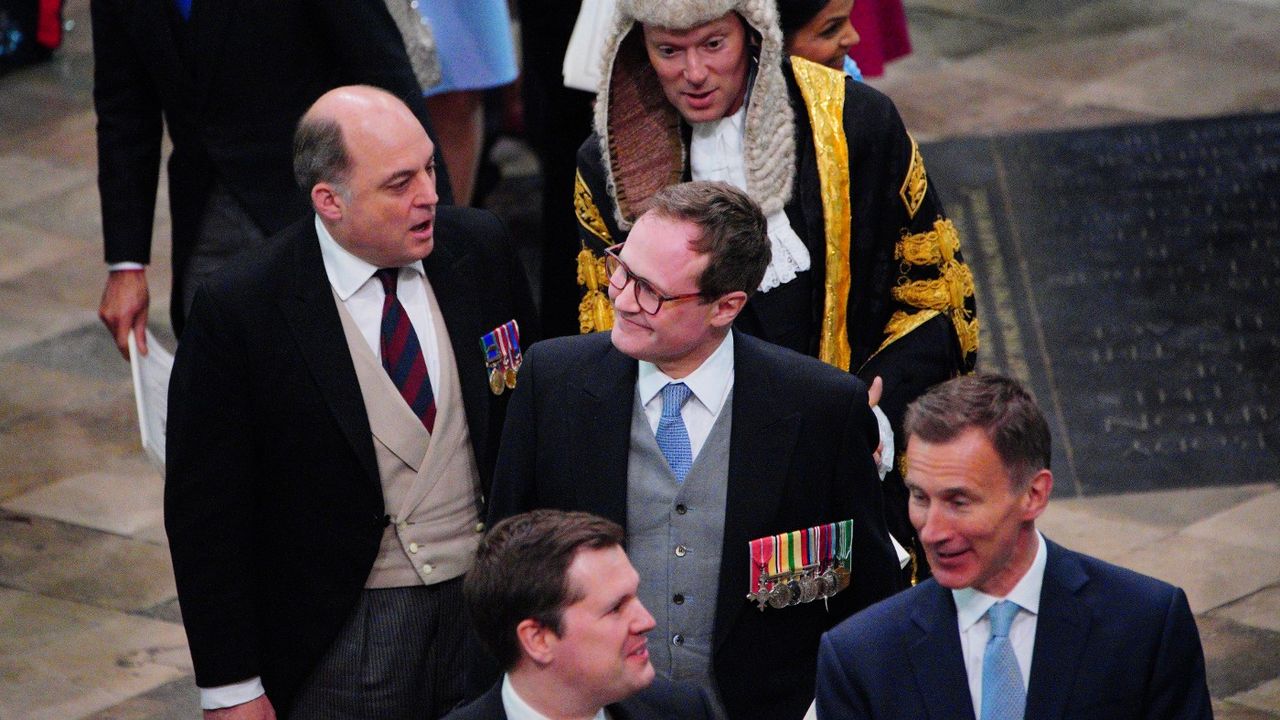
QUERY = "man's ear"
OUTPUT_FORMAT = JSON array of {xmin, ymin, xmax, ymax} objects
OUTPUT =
[
  {"xmin": 311, "ymin": 182, "xmax": 344, "ymax": 223},
  {"xmin": 515, "ymin": 618, "xmax": 556, "ymax": 666},
  {"xmin": 1022, "ymin": 469, "xmax": 1053, "ymax": 522},
  {"xmin": 707, "ymin": 290, "xmax": 748, "ymax": 329}
]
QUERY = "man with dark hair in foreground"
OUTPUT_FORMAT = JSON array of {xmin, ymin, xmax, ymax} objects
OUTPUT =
[
  {"xmin": 446, "ymin": 509, "xmax": 712, "ymax": 720},
  {"xmin": 815, "ymin": 373, "xmax": 1212, "ymax": 720}
]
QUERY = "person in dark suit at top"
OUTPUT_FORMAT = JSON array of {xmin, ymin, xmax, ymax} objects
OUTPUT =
[
  {"xmin": 445, "ymin": 509, "xmax": 713, "ymax": 720},
  {"xmin": 488, "ymin": 180, "xmax": 901, "ymax": 720},
  {"xmin": 164, "ymin": 86, "xmax": 535, "ymax": 719},
  {"xmin": 815, "ymin": 373, "xmax": 1212, "ymax": 720},
  {"xmin": 92, "ymin": 0, "xmax": 452, "ymax": 358}
]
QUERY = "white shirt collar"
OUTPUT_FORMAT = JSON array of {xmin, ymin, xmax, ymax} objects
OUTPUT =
[
  {"xmin": 314, "ymin": 214, "xmax": 424, "ymax": 300},
  {"xmin": 952, "ymin": 530, "xmax": 1047, "ymax": 631},
  {"xmin": 501, "ymin": 674, "xmax": 608, "ymax": 720},
  {"xmin": 636, "ymin": 331, "xmax": 734, "ymax": 416}
]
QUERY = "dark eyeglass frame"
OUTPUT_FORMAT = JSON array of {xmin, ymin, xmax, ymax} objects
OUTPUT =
[{"xmin": 602, "ymin": 243, "xmax": 704, "ymax": 316}]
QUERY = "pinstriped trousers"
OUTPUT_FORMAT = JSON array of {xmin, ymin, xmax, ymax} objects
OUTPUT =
[{"xmin": 288, "ymin": 579, "xmax": 466, "ymax": 720}]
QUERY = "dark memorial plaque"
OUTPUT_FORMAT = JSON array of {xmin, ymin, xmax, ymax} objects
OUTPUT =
[{"xmin": 923, "ymin": 113, "xmax": 1279, "ymax": 497}]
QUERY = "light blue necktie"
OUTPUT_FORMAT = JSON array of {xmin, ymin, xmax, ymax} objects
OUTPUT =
[
  {"xmin": 981, "ymin": 600, "xmax": 1026, "ymax": 720},
  {"xmin": 656, "ymin": 382, "xmax": 693, "ymax": 483}
]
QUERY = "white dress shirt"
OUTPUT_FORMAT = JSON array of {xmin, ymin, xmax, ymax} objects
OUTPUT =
[
  {"xmin": 635, "ymin": 332, "xmax": 734, "ymax": 462},
  {"xmin": 198, "ymin": 216, "xmax": 442, "ymax": 710},
  {"xmin": 502, "ymin": 674, "xmax": 609, "ymax": 720},
  {"xmin": 953, "ymin": 531, "xmax": 1047, "ymax": 718},
  {"xmin": 689, "ymin": 105, "xmax": 810, "ymax": 293}
]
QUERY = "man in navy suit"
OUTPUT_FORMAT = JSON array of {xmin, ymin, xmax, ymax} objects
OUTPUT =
[
  {"xmin": 445, "ymin": 510, "xmax": 712, "ymax": 720},
  {"xmin": 814, "ymin": 373, "xmax": 1212, "ymax": 720}
]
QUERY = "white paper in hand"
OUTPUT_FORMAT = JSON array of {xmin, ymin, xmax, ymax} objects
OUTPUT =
[{"xmin": 128, "ymin": 330, "xmax": 174, "ymax": 471}]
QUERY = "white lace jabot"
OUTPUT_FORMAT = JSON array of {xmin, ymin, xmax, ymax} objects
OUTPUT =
[{"xmin": 690, "ymin": 105, "xmax": 810, "ymax": 293}]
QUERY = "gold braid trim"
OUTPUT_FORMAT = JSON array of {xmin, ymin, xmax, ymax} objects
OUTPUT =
[
  {"xmin": 791, "ymin": 56, "xmax": 852, "ymax": 371},
  {"xmin": 574, "ymin": 169, "xmax": 611, "ymax": 244},
  {"xmin": 574, "ymin": 170, "xmax": 614, "ymax": 333},
  {"xmin": 899, "ymin": 134, "xmax": 927, "ymax": 219},
  {"xmin": 896, "ymin": 218, "xmax": 961, "ymax": 266},
  {"xmin": 875, "ymin": 309, "xmax": 941, "ymax": 356},
  {"xmin": 892, "ymin": 264, "xmax": 976, "ymax": 314},
  {"xmin": 576, "ymin": 249, "xmax": 614, "ymax": 333},
  {"xmin": 891, "ymin": 218, "xmax": 978, "ymax": 357}
]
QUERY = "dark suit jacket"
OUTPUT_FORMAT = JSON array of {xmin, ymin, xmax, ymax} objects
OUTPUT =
[
  {"xmin": 165, "ymin": 207, "xmax": 536, "ymax": 717},
  {"xmin": 90, "ymin": 0, "xmax": 449, "ymax": 334},
  {"xmin": 487, "ymin": 330, "xmax": 902, "ymax": 720},
  {"xmin": 443, "ymin": 678, "xmax": 712, "ymax": 720},
  {"xmin": 815, "ymin": 538, "xmax": 1213, "ymax": 719}
]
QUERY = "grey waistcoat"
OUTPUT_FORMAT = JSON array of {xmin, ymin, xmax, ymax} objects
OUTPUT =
[{"xmin": 626, "ymin": 387, "xmax": 733, "ymax": 688}]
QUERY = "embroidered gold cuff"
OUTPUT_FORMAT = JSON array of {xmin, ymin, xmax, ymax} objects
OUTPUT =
[{"xmin": 896, "ymin": 219, "xmax": 961, "ymax": 266}]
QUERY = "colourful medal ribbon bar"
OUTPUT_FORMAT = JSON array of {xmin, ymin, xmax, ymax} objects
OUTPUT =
[{"xmin": 504, "ymin": 320, "xmax": 523, "ymax": 369}]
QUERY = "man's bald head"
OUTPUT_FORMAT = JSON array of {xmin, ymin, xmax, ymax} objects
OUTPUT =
[{"xmin": 292, "ymin": 85, "xmax": 418, "ymax": 195}]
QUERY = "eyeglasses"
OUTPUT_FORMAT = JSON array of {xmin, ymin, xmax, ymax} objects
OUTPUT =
[{"xmin": 602, "ymin": 243, "xmax": 703, "ymax": 316}]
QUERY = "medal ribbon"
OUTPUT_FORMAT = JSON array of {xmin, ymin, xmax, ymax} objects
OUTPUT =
[
  {"xmin": 504, "ymin": 320, "xmax": 523, "ymax": 367},
  {"xmin": 495, "ymin": 324, "xmax": 514, "ymax": 373},
  {"xmin": 749, "ymin": 535, "xmax": 774, "ymax": 592},
  {"xmin": 836, "ymin": 519, "xmax": 854, "ymax": 567}
]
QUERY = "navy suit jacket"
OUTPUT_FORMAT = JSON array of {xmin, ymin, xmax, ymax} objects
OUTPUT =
[
  {"xmin": 815, "ymin": 538, "xmax": 1212, "ymax": 719},
  {"xmin": 165, "ymin": 207, "xmax": 536, "ymax": 716},
  {"xmin": 442, "ymin": 679, "xmax": 712, "ymax": 720},
  {"xmin": 487, "ymin": 330, "xmax": 902, "ymax": 720}
]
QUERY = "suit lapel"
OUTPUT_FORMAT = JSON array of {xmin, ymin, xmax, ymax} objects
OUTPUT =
[
  {"xmin": 1025, "ymin": 540, "xmax": 1091, "ymax": 720},
  {"xmin": 278, "ymin": 225, "xmax": 381, "ymax": 492},
  {"xmin": 714, "ymin": 331, "xmax": 802, "ymax": 649},
  {"xmin": 574, "ymin": 344, "xmax": 637, "ymax": 529},
  {"xmin": 907, "ymin": 583, "xmax": 977, "ymax": 720},
  {"xmin": 423, "ymin": 237, "xmax": 490, "ymax": 476}
]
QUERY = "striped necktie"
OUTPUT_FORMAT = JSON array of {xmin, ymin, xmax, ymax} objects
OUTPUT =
[{"xmin": 375, "ymin": 268, "xmax": 436, "ymax": 432}]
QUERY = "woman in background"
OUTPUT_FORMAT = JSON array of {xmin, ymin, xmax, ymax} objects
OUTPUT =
[
  {"xmin": 414, "ymin": 0, "xmax": 518, "ymax": 206},
  {"xmin": 779, "ymin": 0, "xmax": 864, "ymax": 80}
]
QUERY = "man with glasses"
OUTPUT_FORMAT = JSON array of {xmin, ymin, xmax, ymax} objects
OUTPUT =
[{"xmin": 487, "ymin": 181, "xmax": 900, "ymax": 720}]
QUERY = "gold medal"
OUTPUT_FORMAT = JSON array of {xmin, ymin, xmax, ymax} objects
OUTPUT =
[
  {"xmin": 489, "ymin": 367, "xmax": 505, "ymax": 395},
  {"xmin": 834, "ymin": 565, "xmax": 851, "ymax": 592},
  {"xmin": 504, "ymin": 366, "xmax": 518, "ymax": 389}
]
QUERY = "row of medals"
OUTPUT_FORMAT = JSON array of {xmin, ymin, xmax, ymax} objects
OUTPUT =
[
  {"xmin": 488, "ymin": 362, "xmax": 518, "ymax": 395},
  {"xmin": 748, "ymin": 564, "xmax": 851, "ymax": 611}
]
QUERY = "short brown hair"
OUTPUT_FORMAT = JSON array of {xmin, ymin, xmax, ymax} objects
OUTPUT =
[
  {"xmin": 646, "ymin": 181, "xmax": 771, "ymax": 299},
  {"xmin": 904, "ymin": 373, "xmax": 1051, "ymax": 489},
  {"xmin": 465, "ymin": 510, "xmax": 626, "ymax": 671}
]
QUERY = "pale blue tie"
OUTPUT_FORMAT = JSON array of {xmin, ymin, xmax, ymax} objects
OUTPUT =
[
  {"xmin": 656, "ymin": 382, "xmax": 694, "ymax": 483},
  {"xmin": 982, "ymin": 600, "xmax": 1026, "ymax": 720}
]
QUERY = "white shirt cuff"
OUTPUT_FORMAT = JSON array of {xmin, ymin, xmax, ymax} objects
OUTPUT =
[
  {"xmin": 889, "ymin": 533, "xmax": 911, "ymax": 569},
  {"xmin": 871, "ymin": 405, "xmax": 895, "ymax": 480},
  {"xmin": 108, "ymin": 262, "xmax": 146, "ymax": 272},
  {"xmin": 200, "ymin": 677, "xmax": 265, "ymax": 709}
]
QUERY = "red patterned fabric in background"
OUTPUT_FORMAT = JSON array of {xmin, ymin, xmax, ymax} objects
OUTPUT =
[{"xmin": 847, "ymin": 0, "xmax": 911, "ymax": 77}]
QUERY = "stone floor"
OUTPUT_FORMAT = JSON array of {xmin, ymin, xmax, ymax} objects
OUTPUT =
[{"xmin": 0, "ymin": 0, "xmax": 1277, "ymax": 717}]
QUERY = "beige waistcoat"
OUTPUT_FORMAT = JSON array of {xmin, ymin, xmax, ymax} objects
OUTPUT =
[{"xmin": 332, "ymin": 279, "xmax": 484, "ymax": 589}]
